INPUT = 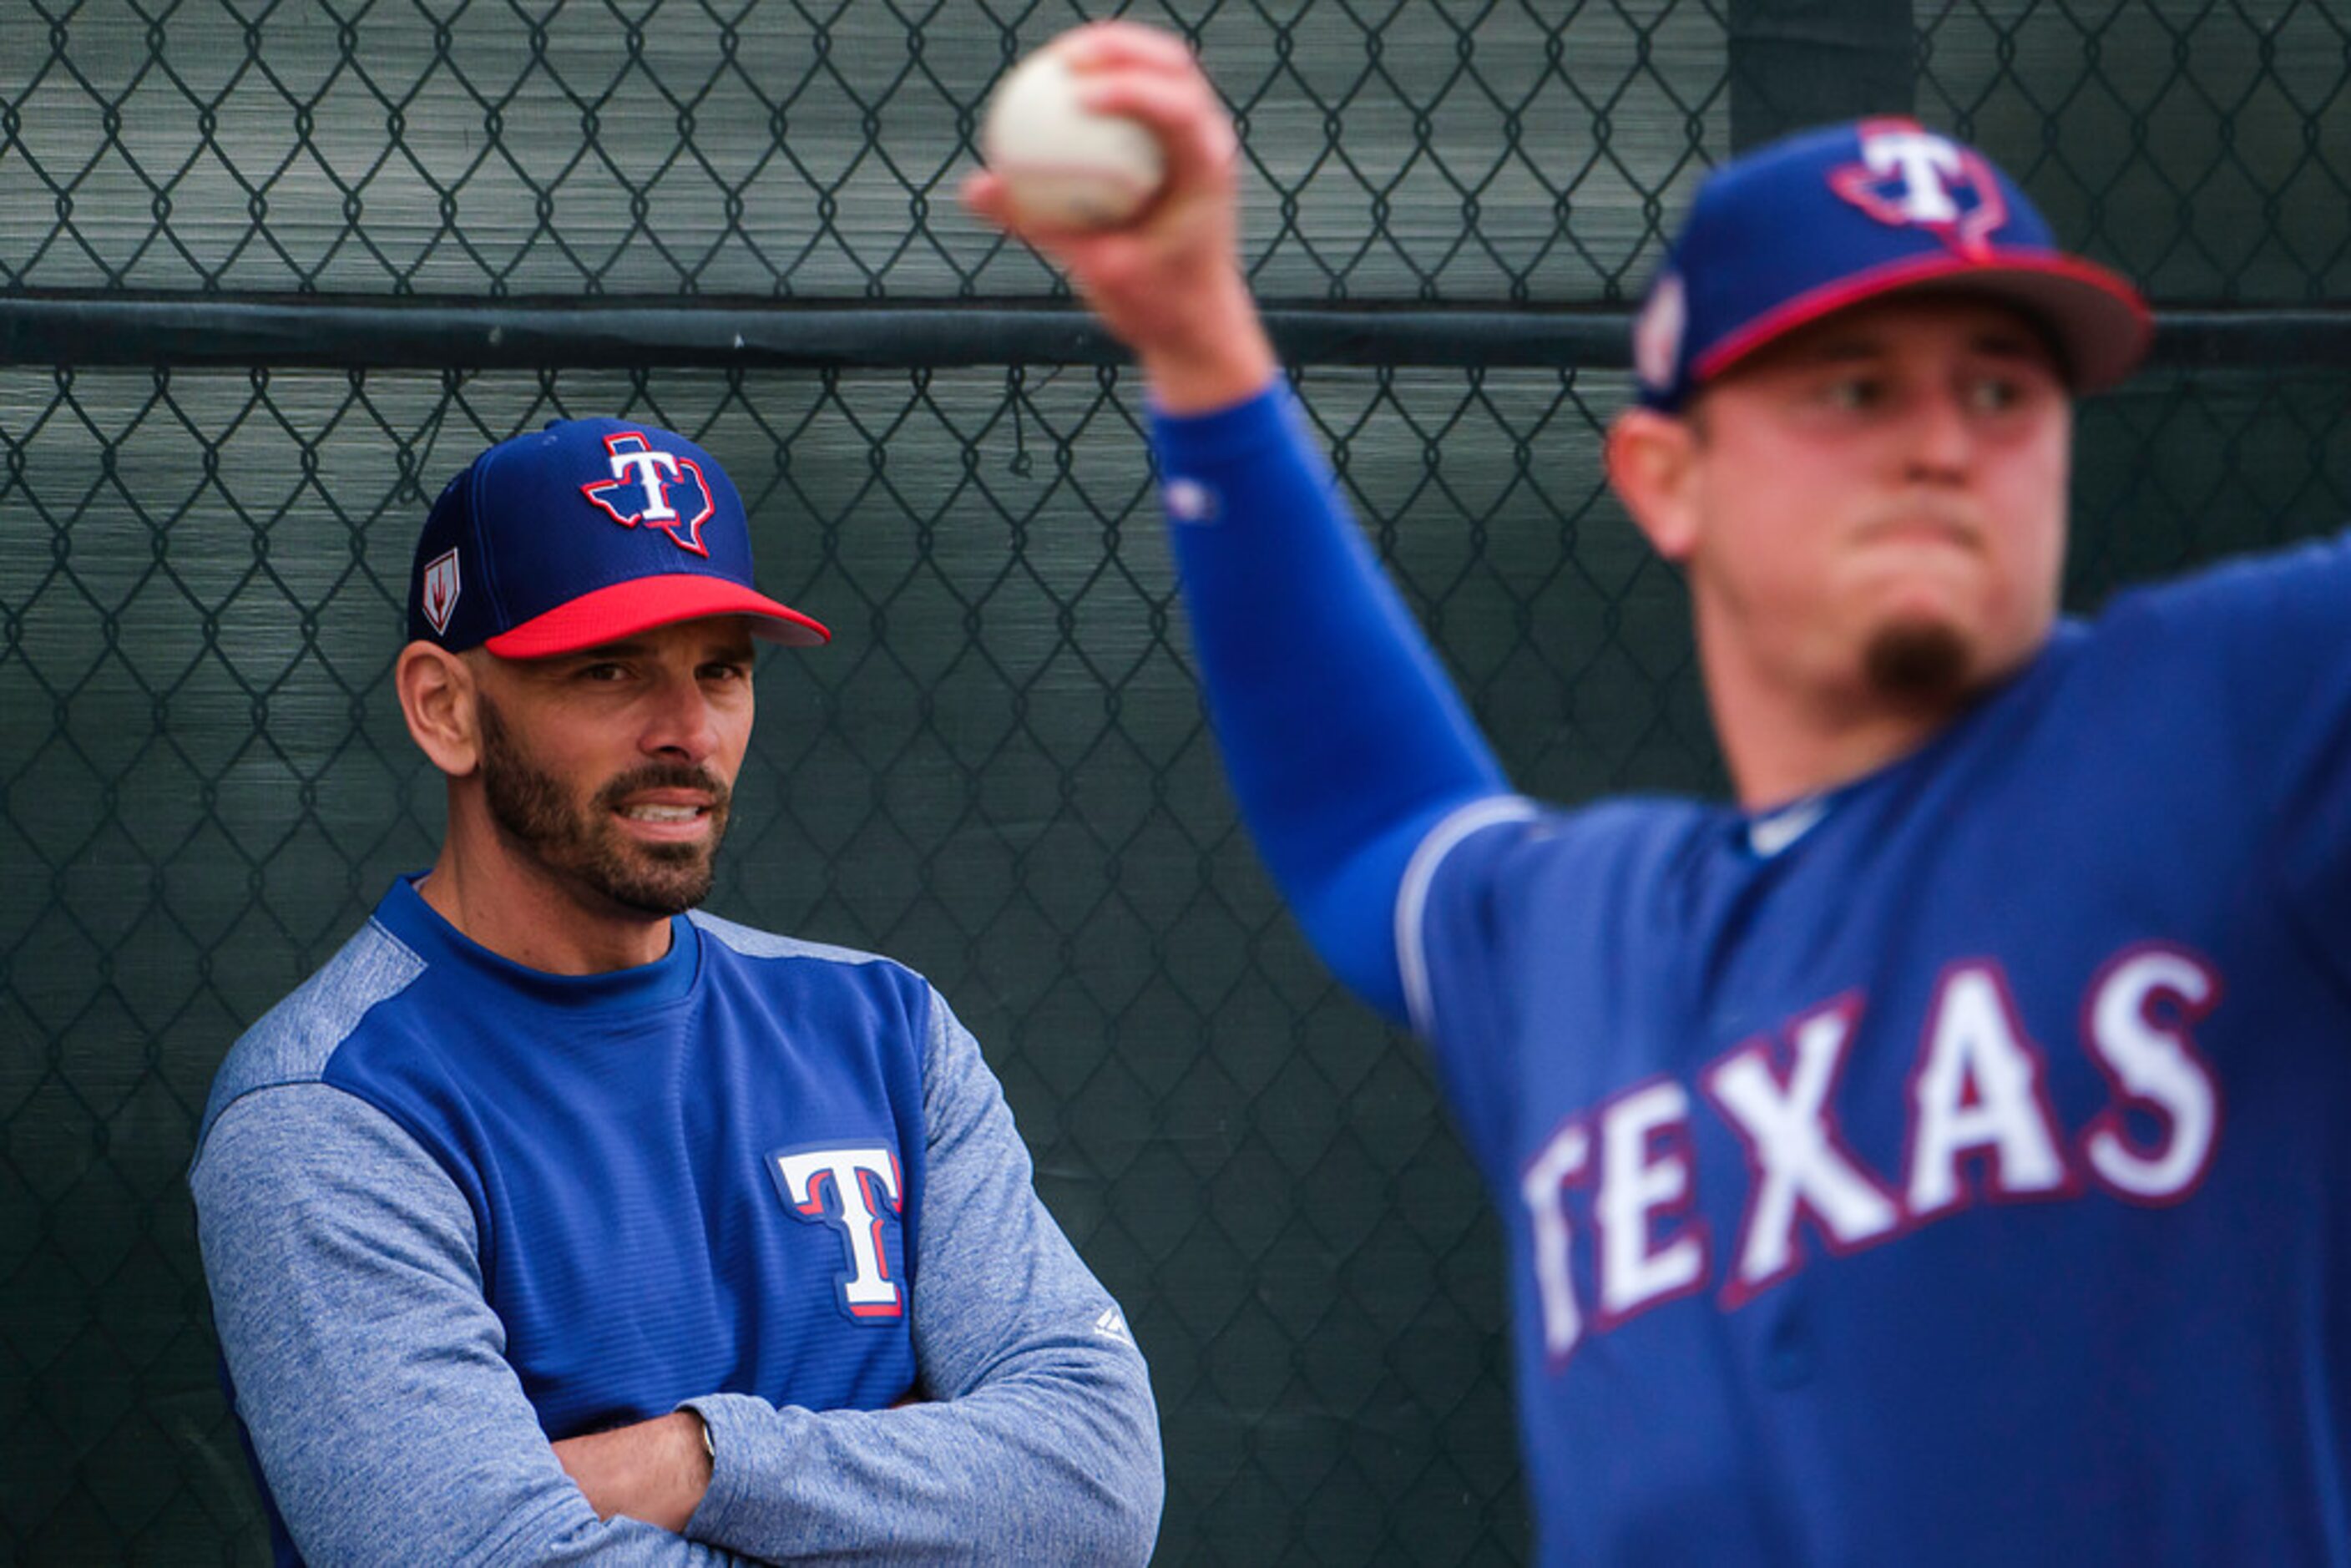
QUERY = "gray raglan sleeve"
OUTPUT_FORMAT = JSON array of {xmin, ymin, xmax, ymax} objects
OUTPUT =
[
  {"xmin": 192, "ymin": 1082, "xmax": 746, "ymax": 1567},
  {"xmin": 679, "ymin": 990, "xmax": 1164, "ymax": 1565}
]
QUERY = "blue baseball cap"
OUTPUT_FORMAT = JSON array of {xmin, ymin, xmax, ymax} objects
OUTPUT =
[
  {"xmin": 1631, "ymin": 118, "xmax": 2152, "ymax": 411},
  {"xmin": 407, "ymin": 418, "xmax": 829, "ymax": 657}
]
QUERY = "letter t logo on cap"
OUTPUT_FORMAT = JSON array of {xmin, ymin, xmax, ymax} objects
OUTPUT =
[{"xmin": 579, "ymin": 431, "xmax": 716, "ymax": 557}]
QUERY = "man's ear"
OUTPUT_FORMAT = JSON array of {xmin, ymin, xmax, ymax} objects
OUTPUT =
[
  {"xmin": 397, "ymin": 641, "xmax": 482, "ymax": 778},
  {"xmin": 1605, "ymin": 407, "xmax": 1703, "ymax": 564}
]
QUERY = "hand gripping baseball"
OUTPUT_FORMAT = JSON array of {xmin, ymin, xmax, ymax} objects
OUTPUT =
[{"xmin": 962, "ymin": 22, "xmax": 1277, "ymax": 414}]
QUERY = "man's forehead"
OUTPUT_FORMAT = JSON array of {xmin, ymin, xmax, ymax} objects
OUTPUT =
[
  {"xmin": 487, "ymin": 615, "xmax": 758, "ymax": 668},
  {"xmin": 636, "ymin": 615, "xmax": 756, "ymax": 650},
  {"xmin": 1758, "ymin": 293, "xmax": 2061, "ymax": 366}
]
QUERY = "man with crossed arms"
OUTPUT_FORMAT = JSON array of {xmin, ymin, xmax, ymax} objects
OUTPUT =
[{"xmin": 193, "ymin": 419, "xmax": 1162, "ymax": 1564}]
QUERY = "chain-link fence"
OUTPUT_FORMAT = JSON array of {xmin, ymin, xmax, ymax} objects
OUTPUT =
[{"xmin": 3, "ymin": 3, "xmax": 2348, "ymax": 1564}]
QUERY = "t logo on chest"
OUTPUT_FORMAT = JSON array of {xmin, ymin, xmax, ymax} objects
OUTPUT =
[{"xmin": 768, "ymin": 1144, "xmax": 906, "ymax": 1320}]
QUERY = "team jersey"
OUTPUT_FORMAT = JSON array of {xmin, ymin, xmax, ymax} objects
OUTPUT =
[
  {"xmin": 1151, "ymin": 382, "xmax": 2351, "ymax": 1565},
  {"xmin": 191, "ymin": 877, "xmax": 1160, "ymax": 1566}
]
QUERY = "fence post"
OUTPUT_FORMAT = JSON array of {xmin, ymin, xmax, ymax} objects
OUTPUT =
[{"xmin": 1727, "ymin": 0, "xmax": 1916, "ymax": 151}]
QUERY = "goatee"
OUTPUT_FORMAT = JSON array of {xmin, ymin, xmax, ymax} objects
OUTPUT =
[
  {"xmin": 1862, "ymin": 619, "xmax": 1972, "ymax": 706},
  {"xmin": 477, "ymin": 695, "xmax": 728, "ymax": 917}
]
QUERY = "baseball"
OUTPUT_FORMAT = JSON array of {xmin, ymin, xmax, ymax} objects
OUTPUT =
[{"xmin": 982, "ymin": 45, "xmax": 1166, "ymax": 230}]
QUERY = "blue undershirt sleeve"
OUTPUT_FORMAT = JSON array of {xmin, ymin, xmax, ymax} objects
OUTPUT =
[
  {"xmin": 193, "ymin": 1083, "xmax": 746, "ymax": 1566},
  {"xmin": 680, "ymin": 989, "xmax": 1162, "ymax": 1564},
  {"xmin": 1148, "ymin": 381, "xmax": 1512, "ymax": 1024}
]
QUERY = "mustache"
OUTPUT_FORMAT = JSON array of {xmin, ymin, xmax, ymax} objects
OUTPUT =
[{"xmin": 593, "ymin": 762, "xmax": 732, "ymax": 812}]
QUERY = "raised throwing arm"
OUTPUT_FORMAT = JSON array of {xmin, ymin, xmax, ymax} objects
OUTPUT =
[{"xmin": 963, "ymin": 22, "xmax": 1511, "ymax": 1021}]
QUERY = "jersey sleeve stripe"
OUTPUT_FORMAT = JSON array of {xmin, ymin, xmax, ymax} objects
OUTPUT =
[{"xmin": 1397, "ymin": 793, "xmax": 1541, "ymax": 1039}]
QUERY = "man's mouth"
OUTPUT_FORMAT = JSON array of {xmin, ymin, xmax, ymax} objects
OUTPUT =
[
  {"xmin": 621, "ymin": 802, "xmax": 706, "ymax": 824},
  {"xmin": 611, "ymin": 790, "xmax": 722, "ymax": 841},
  {"xmin": 1858, "ymin": 510, "xmax": 1979, "ymax": 551}
]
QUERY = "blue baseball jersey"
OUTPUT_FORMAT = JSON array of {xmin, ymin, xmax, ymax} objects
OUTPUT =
[
  {"xmin": 1150, "ymin": 384, "xmax": 2351, "ymax": 1565},
  {"xmin": 192, "ymin": 877, "xmax": 1160, "ymax": 1565}
]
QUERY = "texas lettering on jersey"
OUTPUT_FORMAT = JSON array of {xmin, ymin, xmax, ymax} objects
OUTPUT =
[{"xmin": 1519, "ymin": 942, "xmax": 2222, "ymax": 1366}]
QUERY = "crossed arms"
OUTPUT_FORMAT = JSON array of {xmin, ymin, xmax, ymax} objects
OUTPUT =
[{"xmin": 191, "ymin": 991, "xmax": 1160, "ymax": 1566}]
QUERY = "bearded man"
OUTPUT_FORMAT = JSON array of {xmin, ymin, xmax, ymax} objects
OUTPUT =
[{"xmin": 190, "ymin": 419, "xmax": 1162, "ymax": 1567}]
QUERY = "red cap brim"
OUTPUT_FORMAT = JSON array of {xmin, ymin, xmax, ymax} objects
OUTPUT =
[
  {"xmin": 483, "ymin": 575, "xmax": 830, "ymax": 658},
  {"xmin": 1691, "ymin": 249, "xmax": 2153, "ymax": 396}
]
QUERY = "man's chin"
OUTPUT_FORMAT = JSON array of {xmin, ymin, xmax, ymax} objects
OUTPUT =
[
  {"xmin": 599, "ymin": 878, "xmax": 713, "ymax": 920},
  {"xmin": 587, "ymin": 838, "xmax": 719, "ymax": 918}
]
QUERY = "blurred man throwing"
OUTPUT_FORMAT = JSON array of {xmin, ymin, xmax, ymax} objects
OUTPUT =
[{"xmin": 968, "ymin": 23, "xmax": 2350, "ymax": 1564}]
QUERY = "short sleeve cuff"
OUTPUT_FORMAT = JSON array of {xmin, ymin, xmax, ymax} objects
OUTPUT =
[{"xmin": 1397, "ymin": 794, "xmax": 1541, "ymax": 1039}]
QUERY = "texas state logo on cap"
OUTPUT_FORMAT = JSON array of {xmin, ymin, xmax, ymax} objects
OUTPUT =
[
  {"xmin": 1631, "ymin": 118, "xmax": 2152, "ymax": 411},
  {"xmin": 406, "ymin": 419, "xmax": 830, "ymax": 656}
]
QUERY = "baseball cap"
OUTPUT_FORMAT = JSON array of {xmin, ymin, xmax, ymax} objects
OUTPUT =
[
  {"xmin": 1631, "ymin": 118, "xmax": 2152, "ymax": 411},
  {"xmin": 406, "ymin": 418, "xmax": 829, "ymax": 657}
]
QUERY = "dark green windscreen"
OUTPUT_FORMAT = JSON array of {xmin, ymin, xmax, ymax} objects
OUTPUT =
[{"xmin": 3, "ymin": 3, "xmax": 2346, "ymax": 1562}]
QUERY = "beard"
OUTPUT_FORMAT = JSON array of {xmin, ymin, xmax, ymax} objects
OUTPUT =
[
  {"xmin": 1860, "ymin": 616, "xmax": 1974, "ymax": 706},
  {"xmin": 475, "ymin": 694, "xmax": 730, "ymax": 918}
]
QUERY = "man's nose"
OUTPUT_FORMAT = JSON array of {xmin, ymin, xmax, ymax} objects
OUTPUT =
[
  {"xmin": 1904, "ymin": 383, "xmax": 1977, "ymax": 483},
  {"xmin": 640, "ymin": 671, "xmax": 721, "ymax": 761}
]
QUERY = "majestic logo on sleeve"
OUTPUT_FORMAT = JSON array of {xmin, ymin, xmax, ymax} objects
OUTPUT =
[
  {"xmin": 769, "ymin": 1144, "xmax": 905, "ymax": 1320},
  {"xmin": 1519, "ymin": 943, "xmax": 2223, "ymax": 1368},
  {"xmin": 421, "ymin": 548, "xmax": 462, "ymax": 635},
  {"xmin": 580, "ymin": 431, "xmax": 717, "ymax": 557},
  {"xmin": 1830, "ymin": 119, "xmax": 2009, "ymax": 255}
]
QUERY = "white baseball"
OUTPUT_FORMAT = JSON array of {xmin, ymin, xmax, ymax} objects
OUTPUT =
[{"xmin": 983, "ymin": 46, "xmax": 1167, "ymax": 230}]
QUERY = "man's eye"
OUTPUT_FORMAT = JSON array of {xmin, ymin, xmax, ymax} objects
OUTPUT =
[
  {"xmin": 1823, "ymin": 377, "xmax": 1882, "ymax": 411},
  {"xmin": 580, "ymin": 663, "xmax": 628, "ymax": 682},
  {"xmin": 1968, "ymin": 377, "xmax": 2023, "ymax": 412}
]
